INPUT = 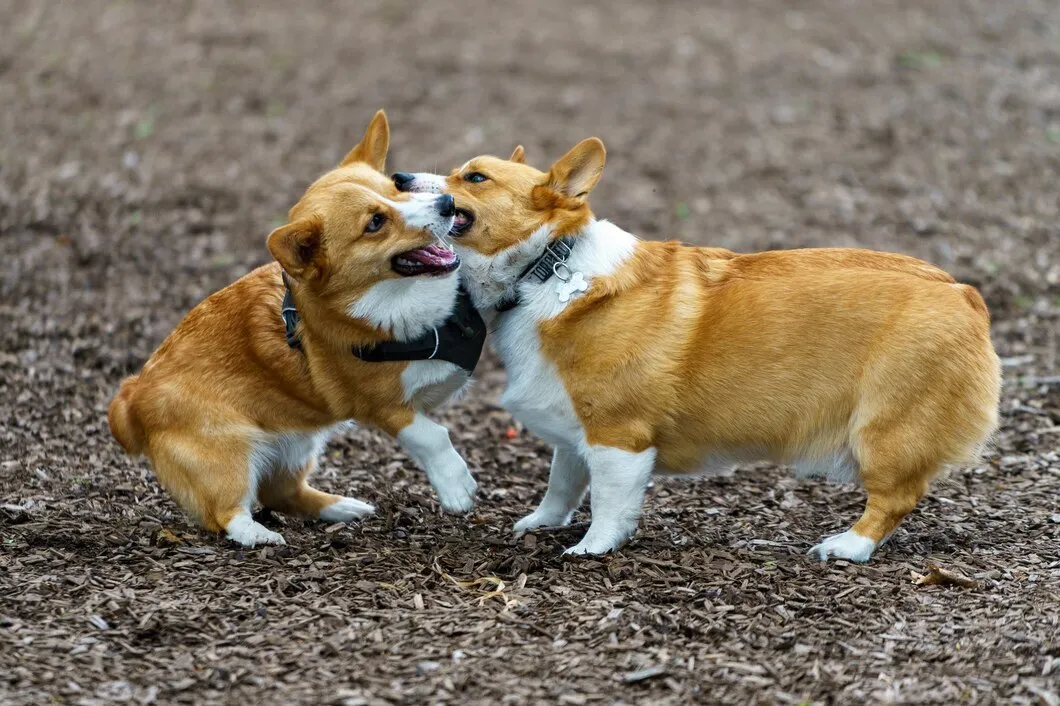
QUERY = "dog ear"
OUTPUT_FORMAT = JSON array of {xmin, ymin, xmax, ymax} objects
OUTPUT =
[
  {"xmin": 340, "ymin": 110, "xmax": 390, "ymax": 171},
  {"xmin": 268, "ymin": 216, "xmax": 325, "ymax": 280},
  {"xmin": 509, "ymin": 145, "xmax": 526, "ymax": 164},
  {"xmin": 545, "ymin": 137, "xmax": 605, "ymax": 201}
]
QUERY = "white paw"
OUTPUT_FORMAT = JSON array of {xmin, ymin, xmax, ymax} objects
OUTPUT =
[
  {"xmin": 432, "ymin": 468, "xmax": 477, "ymax": 514},
  {"xmin": 513, "ymin": 509, "xmax": 573, "ymax": 536},
  {"xmin": 563, "ymin": 527, "xmax": 629, "ymax": 556},
  {"xmin": 563, "ymin": 539, "xmax": 617, "ymax": 556},
  {"xmin": 319, "ymin": 497, "xmax": 375, "ymax": 523},
  {"xmin": 809, "ymin": 530, "xmax": 877, "ymax": 562},
  {"xmin": 226, "ymin": 514, "xmax": 286, "ymax": 547}
]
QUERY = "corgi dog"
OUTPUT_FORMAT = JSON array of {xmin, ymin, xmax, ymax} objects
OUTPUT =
[
  {"xmin": 108, "ymin": 111, "xmax": 483, "ymax": 547},
  {"xmin": 393, "ymin": 140, "xmax": 1001, "ymax": 562}
]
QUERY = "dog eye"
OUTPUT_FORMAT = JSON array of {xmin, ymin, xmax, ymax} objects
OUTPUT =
[
  {"xmin": 365, "ymin": 212, "xmax": 387, "ymax": 233},
  {"xmin": 464, "ymin": 172, "xmax": 488, "ymax": 183}
]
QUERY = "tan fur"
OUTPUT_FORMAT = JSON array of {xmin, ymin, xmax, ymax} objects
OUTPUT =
[
  {"xmin": 442, "ymin": 142, "xmax": 1001, "ymax": 549},
  {"xmin": 108, "ymin": 111, "xmax": 443, "ymax": 534}
]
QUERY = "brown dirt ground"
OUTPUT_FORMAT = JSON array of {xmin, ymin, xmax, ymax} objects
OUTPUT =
[{"xmin": 2, "ymin": 1, "xmax": 1059, "ymax": 704}]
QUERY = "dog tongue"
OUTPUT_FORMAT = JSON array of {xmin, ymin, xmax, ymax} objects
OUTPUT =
[{"xmin": 406, "ymin": 243, "xmax": 456, "ymax": 267}]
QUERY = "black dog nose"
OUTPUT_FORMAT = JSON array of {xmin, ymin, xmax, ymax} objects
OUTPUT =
[
  {"xmin": 392, "ymin": 172, "xmax": 415, "ymax": 191},
  {"xmin": 436, "ymin": 194, "xmax": 456, "ymax": 218}
]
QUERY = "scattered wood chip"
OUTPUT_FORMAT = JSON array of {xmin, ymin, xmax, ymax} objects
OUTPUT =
[
  {"xmin": 156, "ymin": 528, "xmax": 183, "ymax": 545},
  {"xmin": 1027, "ymin": 686, "xmax": 1060, "ymax": 706},
  {"xmin": 434, "ymin": 558, "xmax": 516, "ymax": 609},
  {"xmin": 621, "ymin": 665, "xmax": 667, "ymax": 683},
  {"xmin": 176, "ymin": 547, "xmax": 215, "ymax": 556},
  {"xmin": 911, "ymin": 563, "xmax": 979, "ymax": 589},
  {"xmin": 416, "ymin": 661, "xmax": 440, "ymax": 675}
]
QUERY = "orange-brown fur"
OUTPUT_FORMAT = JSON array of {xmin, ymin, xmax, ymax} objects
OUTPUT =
[
  {"xmin": 440, "ymin": 141, "xmax": 1000, "ymax": 554},
  {"xmin": 108, "ymin": 112, "xmax": 451, "ymax": 536},
  {"xmin": 539, "ymin": 244, "xmax": 996, "ymax": 543}
]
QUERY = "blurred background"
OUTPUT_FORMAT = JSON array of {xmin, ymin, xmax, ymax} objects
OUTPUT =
[
  {"xmin": 4, "ymin": 0, "xmax": 1059, "ymax": 329},
  {"xmin": 1, "ymin": 1, "xmax": 1058, "ymax": 704}
]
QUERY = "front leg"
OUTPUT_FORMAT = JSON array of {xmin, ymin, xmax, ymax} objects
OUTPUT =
[
  {"xmin": 565, "ymin": 445, "xmax": 656, "ymax": 555},
  {"xmin": 395, "ymin": 413, "xmax": 477, "ymax": 513},
  {"xmin": 513, "ymin": 445, "xmax": 589, "ymax": 535}
]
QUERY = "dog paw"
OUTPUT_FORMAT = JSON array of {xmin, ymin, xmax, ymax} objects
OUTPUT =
[
  {"xmin": 563, "ymin": 539, "xmax": 616, "ymax": 556},
  {"xmin": 319, "ymin": 497, "xmax": 375, "ymax": 523},
  {"xmin": 432, "ymin": 469, "xmax": 477, "ymax": 514},
  {"xmin": 563, "ymin": 528, "xmax": 628, "ymax": 556},
  {"xmin": 809, "ymin": 530, "xmax": 876, "ymax": 563},
  {"xmin": 226, "ymin": 515, "xmax": 286, "ymax": 547},
  {"xmin": 513, "ymin": 510, "xmax": 572, "ymax": 536}
]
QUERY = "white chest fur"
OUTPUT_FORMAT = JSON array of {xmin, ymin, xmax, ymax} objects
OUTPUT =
[
  {"xmin": 494, "ymin": 305, "xmax": 581, "ymax": 447},
  {"xmin": 401, "ymin": 360, "xmax": 470, "ymax": 411},
  {"xmin": 489, "ymin": 221, "xmax": 637, "ymax": 450},
  {"xmin": 346, "ymin": 270, "xmax": 469, "ymax": 412},
  {"xmin": 348, "ymin": 271, "xmax": 460, "ymax": 342}
]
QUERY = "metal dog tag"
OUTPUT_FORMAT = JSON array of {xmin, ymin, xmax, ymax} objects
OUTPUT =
[{"xmin": 556, "ymin": 271, "xmax": 588, "ymax": 303}]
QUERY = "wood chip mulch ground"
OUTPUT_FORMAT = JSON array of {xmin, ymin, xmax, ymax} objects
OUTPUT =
[{"xmin": 2, "ymin": 1, "xmax": 1058, "ymax": 703}]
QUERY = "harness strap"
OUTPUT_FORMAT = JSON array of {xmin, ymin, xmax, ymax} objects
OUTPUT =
[{"xmin": 280, "ymin": 272, "xmax": 486, "ymax": 374}]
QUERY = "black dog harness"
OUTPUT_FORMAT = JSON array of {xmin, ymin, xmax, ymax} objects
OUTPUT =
[
  {"xmin": 281, "ymin": 271, "xmax": 487, "ymax": 374},
  {"xmin": 495, "ymin": 236, "xmax": 579, "ymax": 312}
]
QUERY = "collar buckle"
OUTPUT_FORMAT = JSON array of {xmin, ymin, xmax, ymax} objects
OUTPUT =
[{"xmin": 527, "ymin": 238, "xmax": 574, "ymax": 282}]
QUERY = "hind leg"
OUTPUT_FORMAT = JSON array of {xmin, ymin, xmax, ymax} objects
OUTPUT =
[
  {"xmin": 811, "ymin": 391, "xmax": 950, "ymax": 562},
  {"xmin": 258, "ymin": 459, "xmax": 375, "ymax": 524},
  {"xmin": 149, "ymin": 432, "xmax": 285, "ymax": 547},
  {"xmin": 810, "ymin": 474, "xmax": 929, "ymax": 562},
  {"xmin": 811, "ymin": 421, "xmax": 937, "ymax": 562}
]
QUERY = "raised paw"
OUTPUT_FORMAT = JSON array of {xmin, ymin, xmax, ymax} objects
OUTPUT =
[
  {"xmin": 319, "ymin": 497, "xmax": 375, "ymax": 523},
  {"xmin": 225, "ymin": 514, "xmax": 286, "ymax": 547},
  {"xmin": 809, "ymin": 530, "xmax": 877, "ymax": 563}
]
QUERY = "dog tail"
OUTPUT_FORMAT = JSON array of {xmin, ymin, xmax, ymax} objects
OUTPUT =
[{"xmin": 108, "ymin": 375, "xmax": 145, "ymax": 456}]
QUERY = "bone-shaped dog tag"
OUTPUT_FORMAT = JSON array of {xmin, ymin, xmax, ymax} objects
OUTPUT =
[{"xmin": 556, "ymin": 271, "xmax": 588, "ymax": 303}]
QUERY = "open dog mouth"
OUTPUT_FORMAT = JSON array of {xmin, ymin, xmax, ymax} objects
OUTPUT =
[
  {"xmin": 392, "ymin": 242, "xmax": 460, "ymax": 277},
  {"xmin": 450, "ymin": 208, "xmax": 475, "ymax": 236}
]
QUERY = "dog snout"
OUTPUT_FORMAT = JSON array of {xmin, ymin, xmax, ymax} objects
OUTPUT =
[
  {"xmin": 392, "ymin": 172, "xmax": 415, "ymax": 191},
  {"xmin": 436, "ymin": 194, "xmax": 455, "ymax": 218}
]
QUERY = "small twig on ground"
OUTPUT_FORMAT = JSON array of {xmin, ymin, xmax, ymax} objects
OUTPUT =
[{"xmin": 911, "ymin": 563, "xmax": 979, "ymax": 589}]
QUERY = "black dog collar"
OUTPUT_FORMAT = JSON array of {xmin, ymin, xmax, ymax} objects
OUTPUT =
[
  {"xmin": 495, "ymin": 236, "xmax": 578, "ymax": 312},
  {"xmin": 281, "ymin": 272, "xmax": 487, "ymax": 374},
  {"xmin": 281, "ymin": 271, "xmax": 303, "ymax": 350}
]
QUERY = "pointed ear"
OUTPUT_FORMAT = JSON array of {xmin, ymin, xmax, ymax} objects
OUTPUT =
[
  {"xmin": 267, "ymin": 216, "xmax": 325, "ymax": 280},
  {"xmin": 546, "ymin": 137, "xmax": 606, "ymax": 201},
  {"xmin": 339, "ymin": 110, "xmax": 390, "ymax": 171},
  {"xmin": 509, "ymin": 145, "xmax": 526, "ymax": 164}
]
